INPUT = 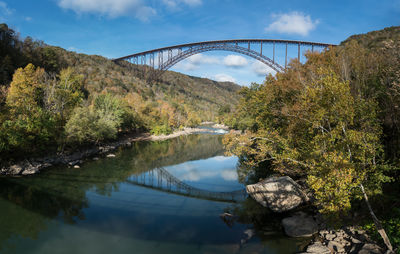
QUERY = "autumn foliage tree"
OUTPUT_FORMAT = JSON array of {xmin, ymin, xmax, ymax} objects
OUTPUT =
[
  {"xmin": 223, "ymin": 43, "xmax": 397, "ymax": 249},
  {"xmin": 2, "ymin": 64, "xmax": 56, "ymax": 154}
]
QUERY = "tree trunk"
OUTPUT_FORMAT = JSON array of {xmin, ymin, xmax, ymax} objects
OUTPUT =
[{"xmin": 360, "ymin": 184, "xmax": 394, "ymax": 252}]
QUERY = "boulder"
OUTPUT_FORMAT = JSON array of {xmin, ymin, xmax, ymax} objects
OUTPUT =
[
  {"xmin": 246, "ymin": 176, "xmax": 308, "ymax": 212},
  {"xmin": 282, "ymin": 212, "xmax": 318, "ymax": 237}
]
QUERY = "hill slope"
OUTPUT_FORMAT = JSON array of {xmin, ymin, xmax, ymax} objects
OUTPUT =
[{"xmin": 0, "ymin": 23, "xmax": 241, "ymax": 159}]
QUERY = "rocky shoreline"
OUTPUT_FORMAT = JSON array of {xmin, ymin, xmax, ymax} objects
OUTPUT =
[
  {"xmin": 0, "ymin": 126, "xmax": 227, "ymax": 176},
  {"xmin": 246, "ymin": 176, "xmax": 392, "ymax": 254}
]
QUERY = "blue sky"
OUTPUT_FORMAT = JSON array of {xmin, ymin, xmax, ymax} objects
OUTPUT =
[{"xmin": 0, "ymin": 0, "xmax": 399, "ymax": 86}]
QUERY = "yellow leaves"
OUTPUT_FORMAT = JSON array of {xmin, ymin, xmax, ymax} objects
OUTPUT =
[
  {"xmin": 224, "ymin": 62, "xmax": 384, "ymax": 216},
  {"xmin": 6, "ymin": 64, "xmax": 46, "ymax": 114},
  {"xmin": 307, "ymin": 164, "xmax": 361, "ymax": 214}
]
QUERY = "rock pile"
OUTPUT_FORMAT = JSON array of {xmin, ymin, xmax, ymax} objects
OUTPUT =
[{"xmin": 301, "ymin": 227, "xmax": 384, "ymax": 254}]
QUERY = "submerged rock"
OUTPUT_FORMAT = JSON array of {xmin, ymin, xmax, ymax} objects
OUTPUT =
[
  {"xmin": 281, "ymin": 212, "xmax": 318, "ymax": 237},
  {"xmin": 246, "ymin": 176, "xmax": 308, "ymax": 212}
]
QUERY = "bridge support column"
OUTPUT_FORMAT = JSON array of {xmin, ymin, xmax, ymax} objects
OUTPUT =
[
  {"xmin": 273, "ymin": 41, "xmax": 275, "ymax": 63},
  {"xmin": 298, "ymin": 43, "xmax": 300, "ymax": 61},
  {"xmin": 285, "ymin": 42, "xmax": 288, "ymax": 68}
]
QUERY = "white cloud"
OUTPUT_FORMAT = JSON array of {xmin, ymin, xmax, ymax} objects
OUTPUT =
[
  {"xmin": 175, "ymin": 53, "xmax": 220, "ymax": 71},
  {"xmin": 0, "ymin": 1, "xmax": 13, "ymax": 21},
  {"xmin": 214, "ymin": 73, "xmax": 236, "ymax": 83},
  {"xmin": 265, "ymin": 11, "xmax": 319, "ymax": 36},
  {"xmin": 57, "ymin": 0, "xmax": 156, "ymax": 21},
  {"xmin": 223, "ymin": 55, "xmax": 248, "ymax": 68},
  {"xmin": 212, "ymin": 156, "xmax": 233, "ymax": 161},
  {"xmin": 25, "ymin": 16, "xmax": 32, "ymax": 22},
  {"xmin": 252, "ymin": 61, "xmax": 276, "ymax": 77},
  {"xmin": 221, "ymin": 169, "xmax": 238, "ymax": 181},
  {"xmin": 163, "ymin": 0, "xmax": 202, "ymax": 8},
  {"xmin": 67, "ymin": 46, "xmax": 79, "ymax": 52}
]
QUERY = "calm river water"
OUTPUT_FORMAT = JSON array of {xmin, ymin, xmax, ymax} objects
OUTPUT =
[{"xmin": 0, "ymin": 132, "xmax": 307, "ymax": 254}]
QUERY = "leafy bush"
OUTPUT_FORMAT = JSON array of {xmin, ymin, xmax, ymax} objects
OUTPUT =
[
  {"xmin": 150, "ymin": 125, "xmax": 172, "ymax": 135},
  {"xmin": 364, "ymin": 208, "xmax": 400, "ymax": 253}
]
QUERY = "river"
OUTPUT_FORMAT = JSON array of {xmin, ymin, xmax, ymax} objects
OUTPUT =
[{"xmin": 0, "ymin": 131, "xmax": 307, "ymax": 254}]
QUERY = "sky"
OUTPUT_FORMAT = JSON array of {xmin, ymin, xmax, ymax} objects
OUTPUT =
[{"xmin": 0, "ymin": 0, "xmax": 399, "ymax": 86}]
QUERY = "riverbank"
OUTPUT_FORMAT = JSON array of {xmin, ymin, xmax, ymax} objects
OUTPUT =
[
  {"xmin": 245, "ymin": 176, "xmax": 394, "ymax": 253},
  {"xmin": 0, "ymin": 127, "xmax": 228, "ymax": 176}
]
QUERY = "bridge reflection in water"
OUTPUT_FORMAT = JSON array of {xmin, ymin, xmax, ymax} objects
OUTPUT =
[{"xmin": 126, "ymin": 167, "xmax": 247, "ymax": 203}]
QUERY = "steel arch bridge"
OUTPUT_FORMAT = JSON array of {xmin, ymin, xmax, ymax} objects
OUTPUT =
[{"xmin": 113, "ymin": 39, "xmax": 335, "ymax": 74}]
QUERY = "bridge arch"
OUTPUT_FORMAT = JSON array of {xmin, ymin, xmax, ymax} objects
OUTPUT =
[
  {"xmin": 161, "ymin": 43, "xmax": 284, "ymax": 73},
  {"xmin": 127, "ymin": 167, "xmax": 247, "ymax": 203},
  {"xmin": 114, "ymin": 39, "xmax": 334, "ymax": 76}
]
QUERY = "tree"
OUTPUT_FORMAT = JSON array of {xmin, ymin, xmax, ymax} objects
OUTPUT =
[
  {"xmin": 224, "ymin": 66, "xmax": 394, "ymax": 250},
  {"xmin": 45, "ymin": 67, "xmax": 83, "ymax": 125},
  {"xmin": 3, "ymin": 64, "xmax": 56, "ymax": 153}
]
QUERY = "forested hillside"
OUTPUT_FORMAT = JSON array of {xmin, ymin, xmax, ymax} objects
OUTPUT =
[
  {"xmin": 223, "ymin": 26, "xmax": 400, "ymax": 251},
  {"xmin": 0, "ymin": 23, "xmax": 240, "ymax": 161}
]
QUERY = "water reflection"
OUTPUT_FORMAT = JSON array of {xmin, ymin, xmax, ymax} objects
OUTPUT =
[
  {"xmin": 166, "ymin": 156, "xmax": 241, "ymax": 191},
  {"xmin": 0, "ymin": 134, "xmax": 303, "ymax": 254}
]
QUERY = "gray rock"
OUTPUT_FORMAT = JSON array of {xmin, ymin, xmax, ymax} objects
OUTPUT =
[
  {"xmin": 281, "ymin": 212, "xmax": 318, "ymax": 237},
  {"xmin": 319, "ymin": 230, "xmax": 329, "ymax": 237},
  {"xmin": 68, "ymin": 160, "xmax": 80, "ymax": 166},
  {"xmin": 93, "ymin": 157, "xmax": 99, "ymax": 161},
  {"xmin": 21, "ymin": 166, "xmax": 40, "ymax": 175},
  {"xmin": 306, "ymin": 242, "xmax": 330, "ymax": 253},
  {"xmin": 9, "ymin": 164, "xmax": 23, "ymax": 175},
  {"xmin": 325, "ymin": 233, "xmax": 336, "ymax": 241},
  {"xmin": 246, "ymin": 176, "xmax": 308, "ymax": 212},
  {"xmin": 328, "ymin": 240, "xmax": 345, "ymax": 252},
  {"xmin": 358, "ymin": 243, "xmax": 383, "ymax": 254}
]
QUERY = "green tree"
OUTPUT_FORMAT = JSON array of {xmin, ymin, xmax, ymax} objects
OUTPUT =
[{"xmin": 46, "ymin": 67, "xmax": 84, "ymax": 124}]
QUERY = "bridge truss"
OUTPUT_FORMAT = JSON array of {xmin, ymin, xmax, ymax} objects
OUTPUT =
[{"xmin": 113, "ymin": 39, "xmax": 334, "ymax": 74}]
